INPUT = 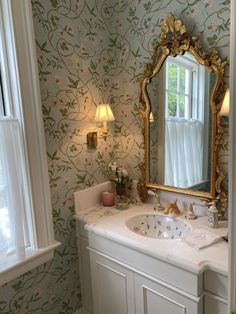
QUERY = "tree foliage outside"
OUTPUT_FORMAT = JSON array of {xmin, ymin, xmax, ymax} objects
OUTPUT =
[{"xmin": 166, "ymin": 61, "xmax": 188, "ymax": 118}]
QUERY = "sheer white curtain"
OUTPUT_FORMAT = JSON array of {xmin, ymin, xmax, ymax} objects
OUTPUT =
[
  {"xmin": 165, "ymin": 118, "xmax": 203, "ymax": 188},
  {"xmin": 0, "ymin": 118, "xmax": 26, "ymax": 264}
]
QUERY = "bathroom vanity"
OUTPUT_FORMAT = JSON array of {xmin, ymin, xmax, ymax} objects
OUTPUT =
[
  {"xmin": 75, "ymin": 200, "xmax": 228, "ymax": 314},
  {"xmin": 73, "ymin": 12, "xmax": 230, "ymax": 314}
]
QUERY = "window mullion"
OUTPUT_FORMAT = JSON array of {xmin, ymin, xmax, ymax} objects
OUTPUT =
[{"xmin": 177, "ymin": 65, "xmax": 180, "ymax": 117}]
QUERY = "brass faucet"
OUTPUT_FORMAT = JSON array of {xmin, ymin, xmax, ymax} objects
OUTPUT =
[{"xmin": 163, "ymin": 200, "xmax": 181, "ymax": 217}]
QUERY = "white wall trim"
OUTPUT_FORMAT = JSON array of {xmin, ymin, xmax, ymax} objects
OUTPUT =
[
  {"xmin": 228, "ymin": 0, "xmax": 236, "ymax": 313},
  {"xmin": 0, "ymin": 241, "xmax": 60, "ymax": 287},
  {"xmin": 0, "ymin": 0, "xmax": 55, "ymax": 249},
  {"xmin": 8, "ymin": 0, "xmax": 54, "ymax": 248},
  {"xmin": 0, "ymin": 0, "xmax": 58, "ymax": 284}
]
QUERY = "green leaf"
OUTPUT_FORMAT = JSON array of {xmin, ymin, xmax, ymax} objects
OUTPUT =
[
  {"xmin": 50, "ymin": 0, "xmax": 59, "ymax": 8},
  {"xmin": 67, "ymin": 77, "xmax": 79, "ymax": 89}
]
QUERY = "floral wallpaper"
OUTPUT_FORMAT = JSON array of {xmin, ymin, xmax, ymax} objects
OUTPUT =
[{"xmin": 0, "ymin": 0, "xmax": 230, "ymax": 313}]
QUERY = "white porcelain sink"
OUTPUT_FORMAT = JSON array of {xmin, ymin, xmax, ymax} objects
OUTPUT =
[{"xmin": 126, "ymin": 214, "xmax": 191, "ymax": 239}]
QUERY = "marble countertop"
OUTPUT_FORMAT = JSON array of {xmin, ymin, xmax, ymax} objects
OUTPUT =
[
  {"xmin": 74, "ymin": 203, "xmax": 228, "ymax": 275},
  {"xmin": 74, "ymin": 204, "xmax": 121, "ymax": 224}
]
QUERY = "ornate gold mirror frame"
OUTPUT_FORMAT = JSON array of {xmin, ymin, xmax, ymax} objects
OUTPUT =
[{"xmin": 138, "ymin": 14, "xmax": 228, "ymax": 214}]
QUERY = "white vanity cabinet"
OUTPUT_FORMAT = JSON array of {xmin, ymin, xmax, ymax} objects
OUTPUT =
[
  {"xmin": 89, "ymin": 249, "xmax": 202, "ymax": 314},
  {"xmin": 134, "ymin": 273, "xmax": 202, "ymax": 314},
  {"xmin": 89, "ymin": 251, "xmax": 135, "ymax": 314},
  {"xmin": 203, "ymin": 270, "xmax": 228, "ymax": 314},
  {"xmin": 75, "ymin": 210, "xmax": 228, "ymax": 314},
  {"xmin": 76, "ymin": 220, "xmax": 93, "ymax": 314},
  {"xmin": 88, "ymin": 233, "xmax": 204, "ymax": 314}
]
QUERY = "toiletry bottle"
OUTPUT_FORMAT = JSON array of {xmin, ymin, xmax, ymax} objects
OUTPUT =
[{"xmin": 207, "ymin": 201, "xmax": 218, "ymax": 228}]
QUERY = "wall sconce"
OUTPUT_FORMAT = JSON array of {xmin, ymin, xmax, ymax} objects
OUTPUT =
[
  {"xmin": 94, "ymin": 103, "xmax": 115, "ymax": 141},
  {"xmin": 220, "ymin": 88, "xmax": 229, "ymax": 116},
  {"xmin": 87, "ymin": 104, "xmax": 115, "ymax": 149}
]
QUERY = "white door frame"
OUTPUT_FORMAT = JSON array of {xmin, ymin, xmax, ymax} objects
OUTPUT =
[{"xmin": 229, "ymin": 1, "xmax": 236, "ymax": 313}]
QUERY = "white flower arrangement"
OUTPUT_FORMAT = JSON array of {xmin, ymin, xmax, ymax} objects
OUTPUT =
[{"xmin": 108, "ymin": 162, "xmax": 130, "ymax": 187}]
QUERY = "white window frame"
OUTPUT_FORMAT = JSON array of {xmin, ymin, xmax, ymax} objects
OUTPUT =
[
  {"xmin": 165, "ymin": 53, "xmax": 207, "ymax": 122},
  {"xmin": 165, "ymin": 57, "xmax": 194, "ymax": 119},
  {"xmin": 0, "ymin": 0, "xmax": 60, "ymax": 285}
]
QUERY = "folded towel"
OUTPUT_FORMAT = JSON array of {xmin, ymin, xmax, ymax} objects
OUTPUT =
[{"xmin": 181, "ymin": 228, "xmax": 223, "ymax": 250}]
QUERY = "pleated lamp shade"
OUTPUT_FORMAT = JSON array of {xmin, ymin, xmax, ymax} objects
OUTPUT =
[{"xmin": 95, "ymin": 104, "xmax": 115, "ymax": 122}]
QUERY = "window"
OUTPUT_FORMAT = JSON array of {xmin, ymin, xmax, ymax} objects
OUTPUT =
[
  {"xmin": 165, "ymin": 54, "xmax": 199, "ymax": 120},
  {"xmin": 0, "ymin": 0, "xmax": 59, "ymax": 285}
]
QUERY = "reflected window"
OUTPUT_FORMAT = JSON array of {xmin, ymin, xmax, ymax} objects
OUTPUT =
[
  {"xmin": 164, "ymin": 54, "xmax": 210, "ymax": 189},
  {"xmin": 165, "ymin": 54, "xmax": 200, "ymax": 120}
]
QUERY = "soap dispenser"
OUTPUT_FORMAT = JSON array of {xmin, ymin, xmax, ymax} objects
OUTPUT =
[{"xmin": 207, "ymin": 201, "xmax": 218, "ymax": 228}]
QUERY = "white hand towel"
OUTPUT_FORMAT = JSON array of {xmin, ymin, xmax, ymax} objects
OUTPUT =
[{"xmin": 181, "ymin": 228, "xmax": 223, "ymax": 250}]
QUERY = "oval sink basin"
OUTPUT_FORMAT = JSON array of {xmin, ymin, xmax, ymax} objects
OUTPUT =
[{"xmin": 126, "ymin": 214, "xmax": 191, "ymax": 239}]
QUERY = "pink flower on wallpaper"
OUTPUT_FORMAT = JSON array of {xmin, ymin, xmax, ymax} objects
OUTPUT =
[
  {"xmin": 196, "ymin": 31, "xmax": 203, "ymax": 39},
  {"xmin": 67, "ymin": 24, "xmax": 74, "ymax": 34},
  {"xmin": 22, "ymin": 305, "xmax": 31, "ymax": 314},
  {"xmin": 61, "ymin": 200, "xmax": 66, "ymax": 208},
  {"xmin": 208, "ymin": 21, "xmax": 218, "ymax": 32},
  {"xmin": 64, "ymin": 177, "xmax": 70, "ymax": 184},
  {"xmin": 49, "ymin": 295, "xmax": 57, "ymax": 304},
  {"xmin": 51, "ymin": 100, "xmax": 57, "ymax": 107},
  {"xmin": 59, "ymin": 31, "xmax": 65, "ymax": 38},
  {"xmin": 114, "ymin": 80, "xmax": 120, "ymax": 88},
  {"xmin": 205, "ymin": 0, "xmax": 214, "ymax": 5},
  {"xmin": 55, "ymin": 76, "xmax": 60, "ymax": 84},
  {"xmin": 34, "ymin": 288, "xmax": 42, "ymax": 297},
  {"xmin": 68, "ymin": 195, "xmax": 74, "ymax": 203}
]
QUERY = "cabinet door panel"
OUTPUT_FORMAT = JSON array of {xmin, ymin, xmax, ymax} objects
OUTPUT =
[
  {"xmin": 204, "ymin": 294, "xmax": 227, "ymax": 314},
  {"xmin": 143, "ymin": 285, "xmax": 185, "ymax": 314},
  {"xmin": 90, "ymin": 252, "xmax": 135, "ymax": 314},
  {"xmin": 78, "ymin": 237, "xmax": 93, "ymax": 313},
  {"xmin": 135, "ymin": 274, "xmax": 202, "ymax": 314}
]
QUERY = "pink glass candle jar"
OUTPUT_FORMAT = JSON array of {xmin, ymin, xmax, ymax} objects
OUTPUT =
[{"xmin": 102, "ymin": 191, "xmax": 115, "ymax": 207}]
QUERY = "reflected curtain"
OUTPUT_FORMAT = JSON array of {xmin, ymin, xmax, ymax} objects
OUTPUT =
[
  {"xmin": 0, "ymin": 118, "xmax": 26, "ymax": 265},
  {"xmin": 165, "ymin": 118, "xmax": 203, "ymax": 188}
]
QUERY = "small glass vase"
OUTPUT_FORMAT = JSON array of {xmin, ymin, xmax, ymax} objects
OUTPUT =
[{"xmin": 116, "ymin": 185, "xmax": 126, "ymax": 196}]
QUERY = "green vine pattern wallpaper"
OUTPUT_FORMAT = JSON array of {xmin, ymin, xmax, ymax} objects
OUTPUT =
[{"xmin": 0, "ymin": 0, "xmax": 230, "ymax": 313}]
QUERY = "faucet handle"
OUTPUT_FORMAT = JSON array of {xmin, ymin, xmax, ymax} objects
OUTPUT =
[
  {"xmin": 185, "ymin": 202, "xmax": 197, "ymax": 220},
  {"xmin": 199, "ymin": 197, "xmax": 212, "ymax": 206},
  {"xmin": 153, "ymin": 192, "xmax": 164, "ymax": 211}
]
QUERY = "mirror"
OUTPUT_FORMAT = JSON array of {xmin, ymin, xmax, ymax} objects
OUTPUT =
[
  {"xmin": 138, "ymin": 14, "xmax": 228, "ymax": 212},
  {"xmin": 148, "ymin": 53, "xmax": 215, "ymax": 192}
]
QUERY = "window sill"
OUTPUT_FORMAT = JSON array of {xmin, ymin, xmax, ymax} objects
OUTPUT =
[{"xmin": 0, "ymin": 241, "xmax": 61, "ymax": 287}]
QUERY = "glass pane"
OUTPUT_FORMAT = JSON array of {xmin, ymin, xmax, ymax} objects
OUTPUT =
[
  {"xmin": 168, "ymin": 62, "xmax": 178, "ymax": 92},
  {"xmin": 179, "ymin": 66, "xmax": 186, "ymax": 94},
  {"xmin": 0, "ymin": 181, "xmax": 12, "ymax": 253},
  {"xmin": 167, "ymin": 92, "xmax": 177, "ymax": 117},
  {"xmin": 179, "ymin": 95, "xmax": 185, "ymax": 117}
]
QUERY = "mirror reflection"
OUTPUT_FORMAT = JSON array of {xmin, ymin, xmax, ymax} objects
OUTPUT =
[{"xmin": 148, "ymin": 53, "xmax": 215, "ymax": 192}]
